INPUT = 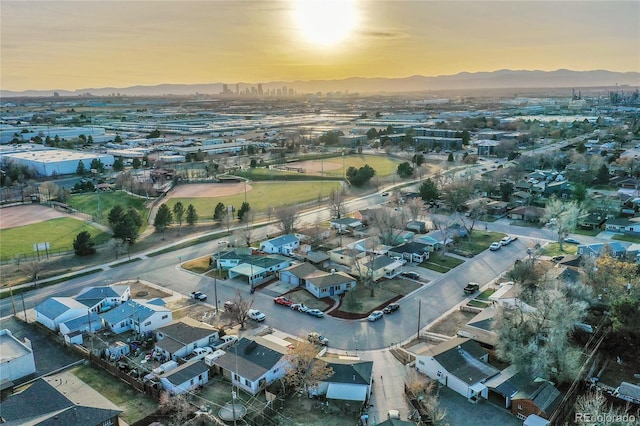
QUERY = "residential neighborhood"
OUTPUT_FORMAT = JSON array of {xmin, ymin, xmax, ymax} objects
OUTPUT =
[{"xmin": 1, "ymin": 62, "xmax": 640, "ymax": 425}]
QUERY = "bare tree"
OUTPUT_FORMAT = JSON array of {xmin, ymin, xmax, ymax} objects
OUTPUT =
[
  {"xmin": 275, "ymin": 204, "xmax": 299, "ymax": 234},
  {"xmin": 441, "ymin": 178, "xmax": 473, "ymax": 212},
  {"xmin": 39, "ymin": 181, "xmax": 60, "ymax": 204},
  {"xmin": 229, "ymin": 290, "xmax": 254, "ymax": 330},
  {"xmin": 575, "ymin": 391, "xmax": 639, "ymax": 426},
  {"xmin": 406, "ymin": 198, "xmax": 424, "ymax": 222},
  {"xmin": 329, "ymin": 189, "xmax": 346, "ymax": 219},
  {"xmin": 405, "ymin": 369, "xmax": 447, "ymax": 424},
  {"xmin": 494, "ymin": 285, "xmax": 588, "ymax": 383},
  {"xmin": 458, "ymin": 198, "xmax": 486, "ymax": 240},
  {"xmin": 158, "ymin": 393, "xmax": 194, "ymax": 426},
  {"xmin": 237, "ymin": 211, "xmax": 255, "ymax": 247},
  {"xmin": 350, "ymin": 237, "xmax": 379, "ymax": 297},
  {"xmin": 283, "ymin": 341, "xmax": 333, "ymax": 395},
  {"xmin": 543, "ymin": 197, "xmax": 584, "ymax": 252},
  {"xmin": 369, "ymin": 208, "xmax": 406, "ymax": 246},
  {"xmin": 24, "ymin": 260, "xmax": 43, "ymax": 286}
]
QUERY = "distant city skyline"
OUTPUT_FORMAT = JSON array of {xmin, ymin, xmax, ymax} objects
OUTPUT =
[{"xmin": 1, "ymin": 0, "xmax": 638, "ymax": 92}]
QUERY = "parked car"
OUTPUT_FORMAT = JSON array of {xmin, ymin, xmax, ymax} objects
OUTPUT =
[
  {"xmin": 190, "ymin": 291, "xmax": 207, "ymax": 301},
  {"xmin": 489, "ymin": 242, "xmax": 502, "ymax": 251},
  {"xmin": 381, "ymin": 192, "xmax": 389, "ymax": 196},
  {"xmin": 308, "ymin": 332, "xmax": 329, "ymax": 346},
  {"xmin": 401, "ymin": 271, "xmax": 420, "ymax": 280},
  {"xmin": 247, "ymin": 309, "xmax": 266, "ymax": 321},
  {"xmin": 367, "ymin": 311, "xmax": 384, "ymax": 322},
  {"xmin": 500, "ymin": 236, "xmax": 513, "ymax": 246},
  {"xmin": 464, "ymin": 282, "xmax": 480, "ymax": 294},
  {"xmin": 291, "ymin": 303, "xmax": 309, "ymax": 313},
  {"xmin": 563, "ymin": 237, "xmax": 581, "ymax": 244},
  {"xmin": 307, "ymin": 309, "xmax": 324, "ymax": 318},
  {"xmin": 383, "ymin": 303, "xmax": 400, "ymax": 314},
  {"xmin": 392, "ymin": 256, "xmax": 407, "ymax": 265},
  {"xmin": 274, "ymin": 296, "xmax": 293, "ymax": 306},
  {"xmin": 213, "ymin": 335, "xmax": 238, "ymax": 350}
]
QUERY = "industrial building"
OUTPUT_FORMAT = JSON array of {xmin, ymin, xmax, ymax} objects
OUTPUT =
[{"xmin": 1, "ymin": 147, "xmax": 114, "ymax": 176}]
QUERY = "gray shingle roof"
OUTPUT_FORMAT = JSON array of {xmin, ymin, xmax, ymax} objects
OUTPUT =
[
  {"xmin": 100, "ymin": 299, "xmax": 168, "ymax": 324},
  {"xmin": 164, "ymin": 361, "xmax": 209, "ymax": 386},
  {"xmin": 429, "ymin": 338, "xmax": 499, "ymax": 384},
  {"xmin": 36, "ymin": 406, "xmax": 122, "ymax": 426},
  {"xmin": 76, "ymin": 285, "xmax": 128, "ymax": 300},
  {"xmin": 324, "ymin": 360, "xmax": 373, "ymax": 385},
  {"xmin": 34, "ymin": 297, "xmax": 86, "ymax": 319},
  {"xmin": 156, "ymin": 319, "xmax": 218, "ymax": 347},
  {"xmin": 0, "ymin": 379, "xmax": 73, "ymax": 425},
  {"xmin": 214, "ymin": 337, "xmax": 286, "ymax": 381},
  {"xmin": 306, "ymin": 271, "xmax": 355, "ymax": 289}
]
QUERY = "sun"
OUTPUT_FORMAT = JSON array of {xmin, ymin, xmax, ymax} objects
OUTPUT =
[{"xmin": 294, "ymin": 0, "xmax": 358, "ymax": 47}]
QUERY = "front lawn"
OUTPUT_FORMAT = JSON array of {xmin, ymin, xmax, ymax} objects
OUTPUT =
[
  {"xmin": 336, "ymin": 278, "xmax": 421, "ymax": 315},
  {"xmin": 612, "ymin": 234, "xmax": 640, "ymax": 243},
  {"xmin": 182, "ymin": 255, "xmax": 213, "ymax": 273},
  {"xmin": 420, "ymin": 254, "xmax": 465, "ymax": 272},
  {"xmin": 71, "ymin": 364, "xmax": 158, "ymax": 424},
  {"xmin": 451, "ymin": 230, "xmax": 506, "ymax": 256},
  {"xmin": 538, "ymin": 242, "xmax": 578, "ymax": 257},
  {"xmin": 476, "ymin": 289, "xmax": 495, "ymax": 300}
]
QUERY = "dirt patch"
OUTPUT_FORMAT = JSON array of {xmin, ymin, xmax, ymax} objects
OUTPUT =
[
  {"xmin": 126, "ymin": 280, "xmax": 171, "ymax": 299},
  {"xmin": 291, "ymin": 159, "xmax": 342, "ymax": 174},
  {"xmin": 166, "ymin": 182, "xmax": 251, "ymax": 198},
  {"xmin": 426, "ymin": 309, "xmax": 477, "ymax": 337},
  {"xmin": 0, "ymin": 204, "xmax": 73, "ymax": 229}
]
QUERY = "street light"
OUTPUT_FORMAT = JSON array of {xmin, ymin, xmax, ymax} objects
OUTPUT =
[{"xmin": 416, "ymin": 298, "xmax": 422, "ymax": 340}]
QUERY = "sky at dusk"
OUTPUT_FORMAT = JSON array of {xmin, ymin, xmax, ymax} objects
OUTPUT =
[{"xmin": 1, "ymin": 0, "xmax": 639, "ymax": 91}]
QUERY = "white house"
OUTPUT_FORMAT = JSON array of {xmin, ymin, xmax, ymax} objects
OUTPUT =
[
  {"xmin": 228, "ymin": 255, "xmax": 293, "ymax": 287},
  {"xmin": 159, "ymin": 361, "xmax": 209, "ymax": 395},
  {"xmin": 59, "ymin": 312, "xmax": 103, "ymax": 344},
  {"xmin": 329, "ymin": 217, "xmax": 363, "ymax": 234},
  {"xmin": 387, "ymin": 242, "xmax": 430, "ymax": 263},
  {"xmin": 260, "ymin": 234, "xmax": 300, "ymax": 255},
  {"xmin": 303, "ymin": 270, "xmax": 357, "ymax": 298},
  {"xmin": 312, "ymin": 359, "xmax": 373, "ymax": 404},
  {"xmin": 155, "ymin": 317, "xmax": 220, "ymax": 362},
  {"xmin": 34, "ymin": 297, "xmax": 88, "ymax": 331},
  {"xmin": 351, "ymin": 255, "xmax": 403, "ymax": 281},
  {"xmin": 213, "ymin": 337, "xmax": 289, "ymax": 395},
  {"xmin": 278, "ymin": 262, "xmax": 318, "ymax": 286},
  {"xmin": 415, "ymin": 337, "xmax": 500, "ymax": 402},
  {"xmin": 0, "ymin": 329, "xmax": 36, "ymax": 383},
  {"xmin": 75, "ymin": 285, "xmax": 130, "ymax": 313},
  {"xmin": 100, "ymin": 299, "xmax": 172, "ymax": 335}
]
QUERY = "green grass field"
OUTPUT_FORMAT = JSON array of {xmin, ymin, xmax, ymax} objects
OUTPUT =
[
  {"xmin": 69, "ymin": 191, "xmax": 149, "ymax": 226},
  {"xmin": 165, "ymin": 181, "xmax": 342, "ymax": 219},
  {"xmin": 0, "ymin": 217, "xmax": 111, "ymax": 260},
  {"xmin": 322, "ymin": 154, "xmax": 402, "ymax": 178}
]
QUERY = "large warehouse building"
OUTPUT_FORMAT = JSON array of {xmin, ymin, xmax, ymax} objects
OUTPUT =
[{"xmin": 1, "ymin": 147, "xmax": 114, "ymax": 176}]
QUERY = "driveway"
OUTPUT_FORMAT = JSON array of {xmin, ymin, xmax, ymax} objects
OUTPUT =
[{"xmin": 437, "ymin": 386, "xmax": 521, "ymax": 426}]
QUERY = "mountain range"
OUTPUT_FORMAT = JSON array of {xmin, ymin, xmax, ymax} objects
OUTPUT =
[{"xmin": 2, "ymin": 69, "xmax": 638, "ymax": 98}]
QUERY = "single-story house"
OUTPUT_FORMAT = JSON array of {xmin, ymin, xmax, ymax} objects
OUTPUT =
[
  {"xmin": 59, "ymin": 312, "xmax": 103, "ymax": 343},
  {"xmin": 304, "ymin": 250, "xmax": 331, "ymax": 267},
  {"xmin": 351, "ymin": 255, "xmax": 402, "ymax": 281},
  {"xmin": 424, "ymin": 230, "xmax": 454, "ymax": 247},
  {"xmin": 485, "ymin": 200, "xmax": 509, "ymax": 216},
  {"xmin": 508, "ymin": 206, "xmax": 546, "ymax": 222},
  {"xmin": 414, "ymin": 235, "xmax": 442, "ymax": 251},
  {"xmin": 604, "ymin": 217, "xmax": 640, "ymax": 235},
  {"xmin": 213, "ymin": 337, "xmax": 289, "ymax": 395},
  {"xmin": 228, "ymin": 255, "xmax": 293, "ymax": 286},
  {"xmin": 303, "ymin": 270, "xmax": 357, "ymax": 298},
  {"xmin": 159, "ymin": 360, "xmax": 209, "ymax": 395},
  {"xmin": 0, "ymin": 378, "xmax": 121, "ymax": 426},
  {"xmin": 457, "ymin": 307, "xmax": 497, "ymax": 349},
  {"xmin": 311, "ymin": 359, "xmax": 374, "ymax": 403},
  {"xmin": 353, "ymin": 208, "xmax": 384, "ymax": 225},
  {"xmin": 578, "ymin": 212, "xmax": 607, "ymax": 230},
  {"xmin": 74, "ymin": 285, "xmax": 130, "ymax": 314},
  {"xmin": 388, "ymin": 242, "xmax": 430, "ymax": 263},
  {"xmin": 329, "ymin": 247, "xmax": 364, "ymax": 267},
  {"xmin": 543, "ymin": 180, "xmax": 572, "ymax": 198},
  {"xmin": 260, "ymin": 234, "xmax": 300, "ymax": 255},
  {"xmin": 577, "ymin": 241, "xmax": 631, "ymax": 258},
  {"xmin": 415, "ymin": 337, "xmax": 500, "ymax": 402},
  {"xmin": 34, "ymin": 297, "xmax": 89, "ymax": 331},
  {"xmin": 155, "ymin": 317, "xmax": 220, "ymax": 362},
  {"xmin": 100, "ymin": 299, "xmax": 172, "ymax": 335},
  {"xmin": 0, "ymin": 329, "xmax": 36, "ymax": 383},
  {"xmin": 512, "ymin": 191, "xmax": 533, "ymax": 205},
  {"xmin": 214, "ymin": 248, "xmax": 253, "ymax": 270},
  {"xmin": 489, "ymin": 284, "xmax": 536, "ymax": 313},
  {"xmin": 510, "ymin": 376, "xmax": 562, "ymax": 421},
  {"xmin": 295, "ymin": 228, "xmax": 332, "ymax": 245},
  {"xmin": 348, "ymin": 237, "xmax": 391, "ymax": 256},
  {"xmin": 279, "ymin": 262, "xmax": 319, "ymax": 286},
  {"xmin": 329, "ymin": 217, "xmax": 363, "ymax": 234}
]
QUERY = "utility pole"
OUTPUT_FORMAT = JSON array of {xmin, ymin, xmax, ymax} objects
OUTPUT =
[{"xmin": 417, "ymin": 299, "xmax": 421, "ymax": 340}]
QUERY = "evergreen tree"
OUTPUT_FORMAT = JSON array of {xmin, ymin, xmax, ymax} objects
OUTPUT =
[
  {"xmin": 154, "ymin": 204, "xmax": 173, "ymax": 236},
  {"xmin": 173, "ymin": 201, "xmax": 185, "ymax": 226},
  {"xmin": 73, "ymin": 231, "xmax": 96, "ymax": 256},
  {"xmin": 418, "ymin": 178, "xmax": 439, "ymax": 202},
  {"xmin": 76, "ymin": 160, "xmax": 86, "ymax": 176},
  {"xmin": 112, "ymin": 157, "xmax": 125, "ymax": 171},
  {"xmin": 237, "ymin": 202, "xmax": 250, "ymax": 222},
  {"xmin": 213, "ymin": 202, "xmax": 226, "ymax": 220},
  {"xmin": 186, "ymin": 204, "xmax": 198, "ymax": 225}
]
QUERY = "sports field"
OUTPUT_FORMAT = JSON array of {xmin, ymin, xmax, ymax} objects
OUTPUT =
[
  {"xmin": 68, "ymin": 191, "xmax": 149, "ymax": 226},
  {"xmin": 163, "ymin": 180, "xmax": 342, "ymax": 219},
  {"xmin": 0, "ymin": 217, "xmax": 111, "ymax": 260}
]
